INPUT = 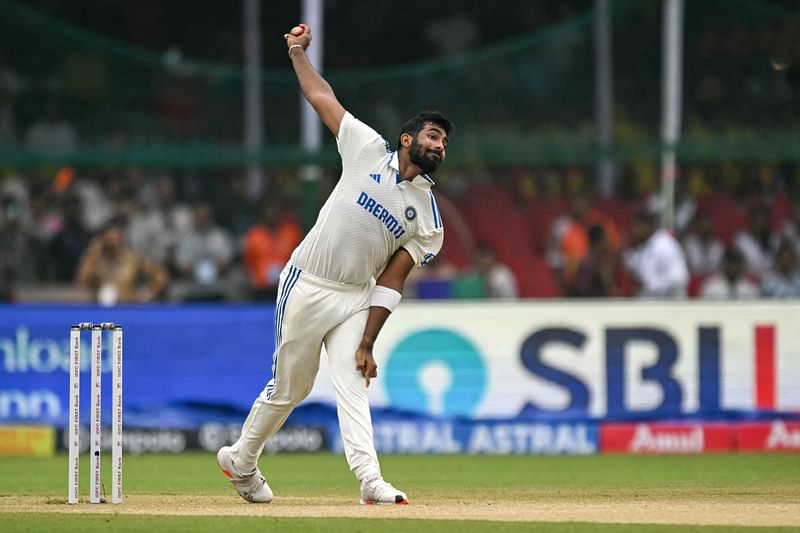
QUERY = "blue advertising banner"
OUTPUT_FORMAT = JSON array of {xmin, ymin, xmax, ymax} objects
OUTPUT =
[
  {"xmin": 198, "ymin": 403, "xmax": 600, "ymax": 455},
  {"xmin": 0, "ymin": 305, "xmax": 276, "ymax": 429},
  {"xmin": 3, "ymin": 301, "xmax": 799, "ymax": 457},
  {"xmin": 368, "ymin": 418, "xmax": 598, "ymax": 455}
]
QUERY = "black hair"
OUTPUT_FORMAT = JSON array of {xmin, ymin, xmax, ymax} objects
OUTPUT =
[
  {"xmin": 723, "ymin": 246, "xmax": 744, "ymax": 265},
  {"xmin": 588, "ymin": 224, "xmax": 606, "ymax": 246},
  {"xmin": 100, "ymin": 214, "xmax": 128, "ymax": 234},
  {"xmin": 397, "ymin": 111, "xmax": 453, "ymax": 149},
  {"xmin": 635, "ymin": 210, "xmax": 659, "ymax": 228}
]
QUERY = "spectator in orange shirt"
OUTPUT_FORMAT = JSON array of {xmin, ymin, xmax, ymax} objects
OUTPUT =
[
  {"xmin": 549, "ymin": 195, "xmax": 620, "ymax": 293},
  {"xmin": 573, "ymin": 224, "xmax": 621, "ymax": 297},
  {"xmin": 242, "ymin": 202, "xmax": 302, "ymax": 300}
]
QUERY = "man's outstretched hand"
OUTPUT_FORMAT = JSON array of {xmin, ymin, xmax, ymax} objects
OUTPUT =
[{"xmin": 284, "ymin": 23, "xmax": 312, "ymax": 51}]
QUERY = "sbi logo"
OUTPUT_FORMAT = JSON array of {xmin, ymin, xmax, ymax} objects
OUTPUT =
[{"xmin": 384, "ymin": 328, "xmax": 487, "ymax": 417}]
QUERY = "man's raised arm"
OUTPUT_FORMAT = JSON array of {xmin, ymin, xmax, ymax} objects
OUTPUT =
[{"xmin": 284, "ymin": 24, "xmax": 345, "ymax": 137}]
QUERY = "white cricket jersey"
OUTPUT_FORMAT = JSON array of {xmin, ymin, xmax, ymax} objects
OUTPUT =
[{"xmin": 290, "ymin": 112, "xmax": 444, "ymax": 284}]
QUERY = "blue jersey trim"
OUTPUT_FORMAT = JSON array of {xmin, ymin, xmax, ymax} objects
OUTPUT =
[{"xmin": 429, "ymin": 191, "xmax": 442, "ymax": 229}]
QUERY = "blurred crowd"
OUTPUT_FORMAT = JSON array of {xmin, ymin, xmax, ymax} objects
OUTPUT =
[
  {"xmin": 0, "ymin": 169, "xmax": 303, "ymax": 304},
  {"xmin": 1, "ymin": 161, "xmax": 799, "ymax": 305},
  {"xmin": 419, "ymin": 161, "xmax": 800, "ymax": 300}
]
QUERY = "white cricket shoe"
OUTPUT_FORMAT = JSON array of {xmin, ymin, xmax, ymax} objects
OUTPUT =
[
  {"xmin": 359, "ymin": 475, "xmax": 409, "ymax": 505},
  {"xmin": 216, "ymin": 446, "xmax": 273, "ymax": 503}
]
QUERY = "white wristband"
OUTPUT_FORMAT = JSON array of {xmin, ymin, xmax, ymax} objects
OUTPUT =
[
  {"xmin": 370, "ymin": 285, "xmax": 402, "ymax": 312},
  {"xmin": 288, "ymin": 44, "xmax": 304, "ymax": 56}
]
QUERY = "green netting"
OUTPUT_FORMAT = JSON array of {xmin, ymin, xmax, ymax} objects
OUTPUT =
[{"xmin": 0, "ymin": 0, "xmax": 799, "ymax": 168}]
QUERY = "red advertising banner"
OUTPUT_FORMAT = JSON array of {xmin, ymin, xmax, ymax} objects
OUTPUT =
[
  {"xmin": 600, "ymin": 423, "xmax": 735, "ymax": 453},
  {"xmin": 737, "ymin": 421, "xmax": 800, "ymax": 452}
]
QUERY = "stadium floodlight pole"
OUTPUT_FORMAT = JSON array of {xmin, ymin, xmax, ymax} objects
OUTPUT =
[
  {"xmin": 659, "ymin": 0, "xmax": 684, "ymax": 232},
  {"xmin": 243, "ymin": 0, "xmax": 264, "ymax": 200},
  {"xmin": 300, "ymin": 0, "xmax": 325, "ymax": 232},
  {"xmin": 594, "ymin": 0, "xmax": 615, "ymax": 198}
]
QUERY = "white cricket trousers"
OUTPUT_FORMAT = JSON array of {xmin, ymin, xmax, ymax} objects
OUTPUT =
[{"xmin": 230, "ymin": 264, "xmax": 381, "ymax": 482}]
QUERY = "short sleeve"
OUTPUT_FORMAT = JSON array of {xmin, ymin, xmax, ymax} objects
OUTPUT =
[
  {"xmin": 336, "ymin": 112, "xmax": 384, "ymax": 166},
  {"xmin": 403, "ymin": 189, "xmax": 444, "ymax": 267},
  {"xmin": 402, "ymin": 226, "xmax": 444, "ymax": 267}
]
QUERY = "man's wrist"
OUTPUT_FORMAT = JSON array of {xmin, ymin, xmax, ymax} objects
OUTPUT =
[
  {"xmin": 288, "ymin": 44, "xmax": 304, "ymax": 56},
  {"xmin": 370, "ymin": 285, "xmax": 402, "ymax": 312},
  {"xmin": 359, "ymin": 337, "xmax": 375, "ymax": 350}
]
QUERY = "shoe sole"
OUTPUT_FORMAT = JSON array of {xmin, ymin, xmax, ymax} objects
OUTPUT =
[{"xmin": 359, "ymin": 498, "xmax": 410, "ymax": 505}]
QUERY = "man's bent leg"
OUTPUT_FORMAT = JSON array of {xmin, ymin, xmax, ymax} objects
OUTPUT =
[
  {"xmin": 230, "ymin": 393, "xmax": 295, "ymax": 470},
  {"xmin": 229, "ymin": 331, "xmax": 323, "ymax": 469},
  {"xmin": 229, "ymin": 267, "xmax": 328, "ymax": 472}
]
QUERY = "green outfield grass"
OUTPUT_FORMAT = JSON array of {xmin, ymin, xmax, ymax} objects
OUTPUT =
[{"xmin": 1, "ymin": 453, "xmax": 798, "ymax": 531}]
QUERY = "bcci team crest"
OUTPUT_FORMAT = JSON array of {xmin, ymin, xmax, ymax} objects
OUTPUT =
[{"xmin": 405, "ymin": 206, "xmax": 417, "ymax": 221}]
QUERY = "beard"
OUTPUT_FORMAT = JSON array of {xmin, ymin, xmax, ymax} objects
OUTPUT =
[{"xmin": 408, "ymin": 137, "xmax": 441, "ymax": 174}]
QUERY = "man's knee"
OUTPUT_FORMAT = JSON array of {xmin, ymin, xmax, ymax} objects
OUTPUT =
[{"xmin": 260, "ymin": 383, "xmax": 314, "ymax": 406}]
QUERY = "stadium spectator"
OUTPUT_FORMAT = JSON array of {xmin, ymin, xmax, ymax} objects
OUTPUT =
[
  {"xmin": 76, "ymin": 218, "xmax": 168, "ymax": 305},
  {"xmin": 27, "ymin": 187, "xmax": 64, "ymax": 280},
  {"xmin": 699, "ymin": 248, "xmax": 759, "ymax": 299},
  {"xmin": 573, "ymin": 224, "xmax": 620, "ymax": 298},
  {"xmin": 0, "ymin": 175, "xmax": 31, "ymax": 217},
  {"xmin": 126, "ymin": 174, "xmax": 192, "ymax": 272},
  {"xmin": 215, "ymin": 171, "xmax": 259, "ymax": 235},
  {"xmin": 547, "ymin": 194, "xmax": 620, "ymax": 293},
  {"xmin": 46, "ymin": 193, "xmax": 92, "ymax": 282},
  {"xmin": 681, "ymin": 212, "xmax": 724, "ymax": 276},
  {"xmin": 71, "ymin": 172, "xmax": 115, "ymax": 233},
  {"xmin": 0, "ymin": 177, "xmax": 35, "ymax": 277},
  {"xmin": 472, "ymin": 242, "xmax": 518, "ymax": 299},
  {"xmin": 241, "ymin": 201, "xmax": 302, "ymax": 300},
  {"xmin": 775, "ymin": 199, "xmax": 800, "ymax": 259},
  {"xmin": 624, "ymin": 211, "xmax": 689, "ymax": 298},
  {"xmin": 644, "ymin": 178, "xmax": 697, "ymax": 234},
  {"xmin": 0, "ymin": 192, "xmax": 28, "ymax": 300},
  {"xmin": 733, "ymin": 205, "xmax": 774, "ymax": 276},
  {"xmin": 171, "ymin": 202, "xmax": 239, "ymax": 301},
  {"xmin": 760, "ymin": 240, "xmax": 800, "ymax": 298}
]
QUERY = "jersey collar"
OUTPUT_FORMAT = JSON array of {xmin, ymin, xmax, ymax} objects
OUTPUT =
[{"xmin": 388, "ymin": 151, "xmax": 436, "ymax": 190}]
